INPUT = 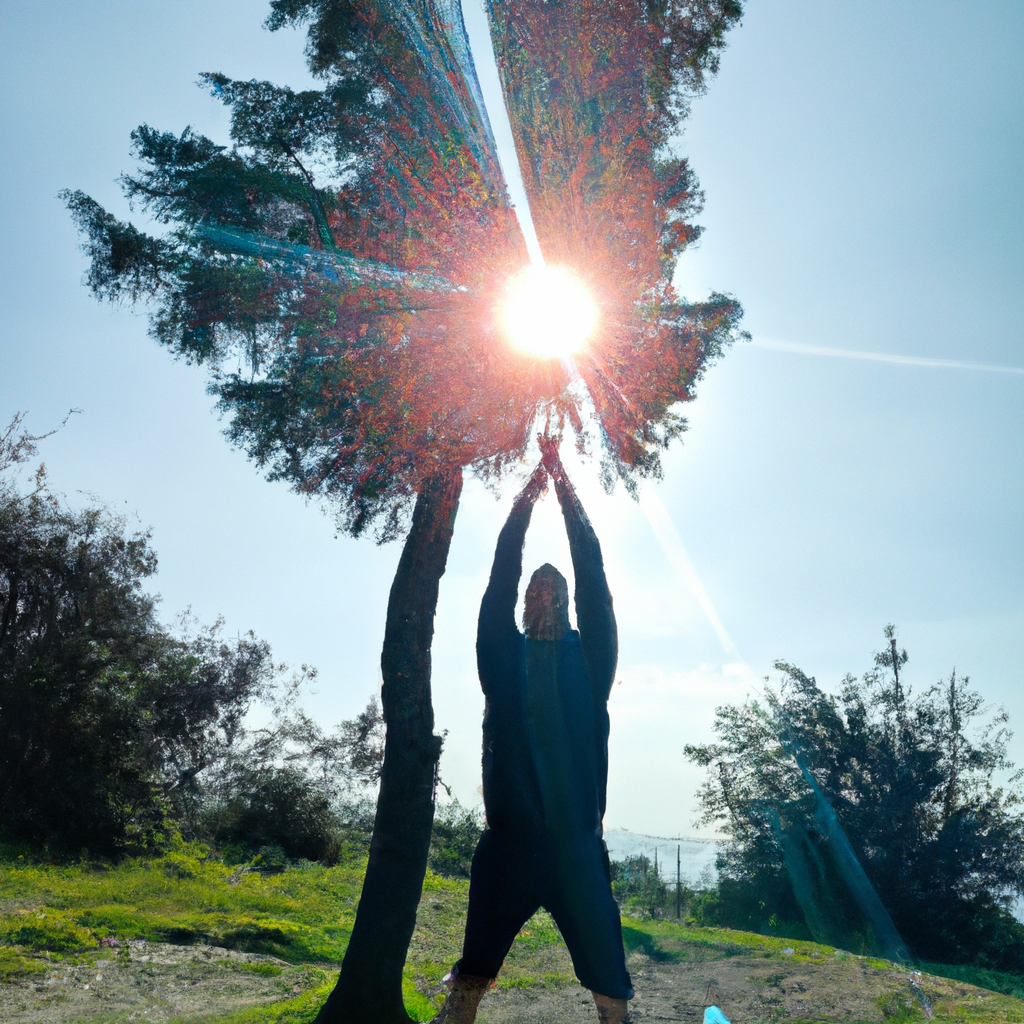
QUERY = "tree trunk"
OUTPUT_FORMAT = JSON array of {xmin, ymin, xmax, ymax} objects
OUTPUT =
[{"xmin": 316, "ymin": 468, "xmax": 463, "ymax": 1023}]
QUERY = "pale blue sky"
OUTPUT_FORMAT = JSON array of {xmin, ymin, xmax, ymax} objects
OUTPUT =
[{"xmin": 1, "ymin": 1, "xmax": 1021, "ymax": 835}]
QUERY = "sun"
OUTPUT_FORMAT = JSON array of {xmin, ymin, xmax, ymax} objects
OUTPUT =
[{"xmin": 501, "ymin": 264, "xmax": 599, "ymax": 359}]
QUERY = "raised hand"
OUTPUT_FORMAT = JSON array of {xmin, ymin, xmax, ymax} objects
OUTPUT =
[
  {"xmin": 539, "ymin": 436, "xmax": 564, "ymax": 482},
  {"xmin": 539, "ymin": 440, "xmax": 577, "ymax": 512},
  {"xmin": 511, "ymin": 461, "xmax": 548, "ymax": 512}
]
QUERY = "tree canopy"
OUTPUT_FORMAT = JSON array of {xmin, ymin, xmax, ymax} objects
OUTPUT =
[
  {"xmin": 61, "ymin": 4, "xmax": 748, "ymax": 1017},
  {"xmin": 686, "ymin": 629, "xmax": 1024, "ymax": 971},
  {"xmin": 64, "ymin": 0, "xmax": 746, "ymax": 539}
]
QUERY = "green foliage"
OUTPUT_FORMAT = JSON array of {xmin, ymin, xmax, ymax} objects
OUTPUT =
[
  {"xmin": 685, "ymin": 627, "xmax": 1024, "ymax": 971},
  {"xmin": 918, "ymin": 961, "xmax": 1024, "ymax": 1001},
  {"xmin": 687, "ymin": 875, "xmax": 812, "ymax": 941},
  {"xmin": 199, "ymin": 770, "xmax": 338, "ymax": 864},
  {"xmin": 0, "ymin": 945, "xmax": 48, "ymax": 981},
  {"xmin": 0, "ymin": 417, "xmax": 281, "ymax": 857},
  {"xmin": 610, "ymin": 854, "xmax": 673, "ymax": 918},
  {"xmin": 62, "ymin": 0, "xmax": 751, "ymax": 542},
  {"xmin": 427, "ymin": 800, "xmax": 483, "ymax": 879},
  {"xmin": 0, "ymin": 415, "xmax": 388, "ymax": 861},
  {"xmin": 192, "ymin": 691, "xmax": 384, "ymax": 863},
  {"xmin": 0, "ymin": 910, "xmax": 98, "ymax": 952}
]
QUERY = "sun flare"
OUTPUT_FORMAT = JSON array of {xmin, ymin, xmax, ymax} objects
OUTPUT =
[{"xmin": 501, "ymin": 264, "xmax": 598, "ymax": 360}]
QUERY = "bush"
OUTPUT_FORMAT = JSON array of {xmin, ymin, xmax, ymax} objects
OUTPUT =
[
  {"xmin": 0, "ymin": 416, "xmax": 278, "ymax": 857},
  {"xmin": 199, "ymin": 768, "xmax": 340, "ymax": 864},
  {"xmin": 191, "ymin": 697, "xmax": 385, "ymax": 864},
  {"xmin": 428, "ymin": 800, "xmax": 483, "ymax": 878},
  {"xmin": 0, "ymin": 413, "xmax": 389, "ymax": 863},
  {"xmin": 685, "ymin": 627, "xmax": 1024, "ymax": 968},
  {"xmin": 611, "ymin": 854, "xmax": 672, "ymax": 918},
  {"xmin": 0, "ymin": 910, "xmax": 97, "ymax": 952},
  {"xmin": 688, "ymin": 873, "xmax": 812, "ymax": 939}
]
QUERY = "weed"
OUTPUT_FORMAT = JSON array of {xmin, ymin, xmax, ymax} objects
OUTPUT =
[
  {"xmin": 221, "ymin": 961, "xmax": 285, "ymax": 977},
  {"xmin": 876, "ymin": 989, "xmax": 923, "ymax": 1022},
  {"xmin": 917, "ymin": 960, "xmax": 1024, "ymax": 1001},
  {"xmin": 0, "ymin": 945, "xmax": 48, "ymax": 981}
]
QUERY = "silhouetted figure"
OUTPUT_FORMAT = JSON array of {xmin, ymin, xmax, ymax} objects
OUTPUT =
[{"xmin": 433, "ymin": 450, "xmax": 632, "ymax": 1024}]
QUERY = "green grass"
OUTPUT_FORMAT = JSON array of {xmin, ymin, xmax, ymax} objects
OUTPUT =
[
  {"xmin": 621, "ymin": 919, "xmax": 840, "ymax": 964},
  {"xmin": 917, "ymin": 960, "xmax": 1024, "ymax": 1002},
  {"xmin": 0, "ymin": 846, "xmax": 362, "ymax": 964},
  {"xmin": 173, "ymin": 978, "xmax": 335, "ymax": 1024},
  {"xmin": 3, "ymin": 847, "xmax": 1024, "ymax": 1024},
  {"xmin": 0, "ymin": 843, "xmax": 456, "ymax": 1022},
  {"xmin": 0, "ymin": 945, "xmax": 47, "ymax": 982}
]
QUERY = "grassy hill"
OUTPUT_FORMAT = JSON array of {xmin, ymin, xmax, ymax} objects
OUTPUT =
[{"xmin": 2, "ymin": 846, "xmax": 1023, "ymax": 1023}]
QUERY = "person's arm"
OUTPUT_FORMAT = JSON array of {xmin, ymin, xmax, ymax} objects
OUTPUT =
[
  {"xmin": 476, "ymin": 464, "xmax": 547, "ymax": 692},
  {"xmin": 542, "ymin": 445, "xmax": 617, "ymax": 699}
]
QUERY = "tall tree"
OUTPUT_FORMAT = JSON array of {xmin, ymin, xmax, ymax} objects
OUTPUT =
[
  {"xmin": 64, "ymin": 1, "xmax": 745, "ymax": 1017},
  {"xmin": 686, "ymin": 629, "xmax": 1024, "ymax": 969}
]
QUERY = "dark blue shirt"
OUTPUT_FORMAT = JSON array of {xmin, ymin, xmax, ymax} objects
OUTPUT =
[{"xmin": 477, "ymin": 484, "xmax": 616, "ymax": 838}]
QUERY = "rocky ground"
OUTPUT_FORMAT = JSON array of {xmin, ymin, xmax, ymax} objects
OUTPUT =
[
  {"xmin": 0, "ymin": 941, "xmax": 324, "ymax": 1024},
  {"xmin": 473, "ymin": 946, "xmax": 1015, "ymax": 1019},
  {"xmin": 3, "ymin": 938, "xmax": 1022, "ymax": 1024},
  {"xmin": 474, "ymin": 947, "xmax": 1021, "ymax": 1023}
]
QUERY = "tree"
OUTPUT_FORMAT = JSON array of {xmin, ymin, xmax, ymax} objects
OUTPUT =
[
  {"xmin": 685, "ymin": 628, "xmax": 1024, "ymax": 969},
  {"xmin": 0, "ymin": 417, "xmax": 277, "ymax": 856},
  {"xmin": 64, "ymin": 2, "xmax": 746, "ymax": 1017},
  {"xmin": 611, "ymin": 854, "xmax": 671, "ymax": 919}
]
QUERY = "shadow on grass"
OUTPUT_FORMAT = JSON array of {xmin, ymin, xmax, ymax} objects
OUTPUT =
[{"xmin": 621, "ymin": 925, "xmax": 680, "ymax": 963}]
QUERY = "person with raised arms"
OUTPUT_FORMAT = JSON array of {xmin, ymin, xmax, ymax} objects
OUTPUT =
[{"xmin": 433, "ymin": 446, "xmax": 632, "ymax": 1024}]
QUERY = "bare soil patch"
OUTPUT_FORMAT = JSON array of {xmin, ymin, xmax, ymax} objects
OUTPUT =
[
  {"xmin": 473, "ymin": 950, "xmax": 1024, "ymax": 1023},
  {"xmin": 0, "ymin": 941, "xmax": 323, "ymax": 1024}
]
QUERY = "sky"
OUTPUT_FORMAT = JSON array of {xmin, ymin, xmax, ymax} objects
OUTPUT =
[{"xmin": 1, "ymin": 0, "xmax": 1021, "ymax": 838}]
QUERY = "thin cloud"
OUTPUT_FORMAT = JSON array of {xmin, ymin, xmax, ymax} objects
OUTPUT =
[{"xmin": 753, "ymin": 338, "xmax": 1024, "ymax": 376}]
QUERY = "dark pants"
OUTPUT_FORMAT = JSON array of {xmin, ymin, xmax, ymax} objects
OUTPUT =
[{"xmin": 455, "ymin": 828, "xmax": 633, "ymax": 1000}]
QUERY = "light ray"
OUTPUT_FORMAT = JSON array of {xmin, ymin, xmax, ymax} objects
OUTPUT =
[
  {"xmin": 460, "ymin": 0, "xmax": 544, "ymax": 264},
  {"xmin": 463, "ymin": 1, "xmax": 742, "ymax": 657},
  {"xmin": 753, "ymin": 338, "xmax": 1024, "ymax": 376},
  {"xmin": 637, "ymin": 487, "xmax": 739, "ymax": 658}
]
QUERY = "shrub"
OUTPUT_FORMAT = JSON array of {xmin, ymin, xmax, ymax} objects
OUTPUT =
[
  {"xmin": 0, "ymin": 416, "xmax": 277, "ymax": 857},
  {"xmin": 686, "ymin": 627, "xmax": 1024, "ymax": 968},
  {"xmin": 428, "ymin": 801, "xmax": 483, "ymax": 878},
  {"xmin": 199, "ymin": 768, "xmax": 340, "ymax": 863},
  {"xmin": 611, "ymin": 854, "xmax": 671, "ymax": 918}
]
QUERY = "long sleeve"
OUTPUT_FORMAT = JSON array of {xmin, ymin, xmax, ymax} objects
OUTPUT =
[
  {"xmin": 476, "ymin": 485, "xmax": 538, "ymax": 696},
  {"xmin": 553, "ymin": 473, "xmax": 617, "ymax": 701}
]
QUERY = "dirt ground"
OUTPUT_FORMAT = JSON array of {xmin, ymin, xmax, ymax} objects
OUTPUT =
[
  {"xmin": 3, "ymin": 937, "xmax": 1022, "ymax": 1023},
  {"xmin": 475, "ymin": 949, "xmax": 1023, "ymax": 1024},
  {"xmin": 0, "ymin": 941, "xmax": 318, "ymax": 1024}
]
